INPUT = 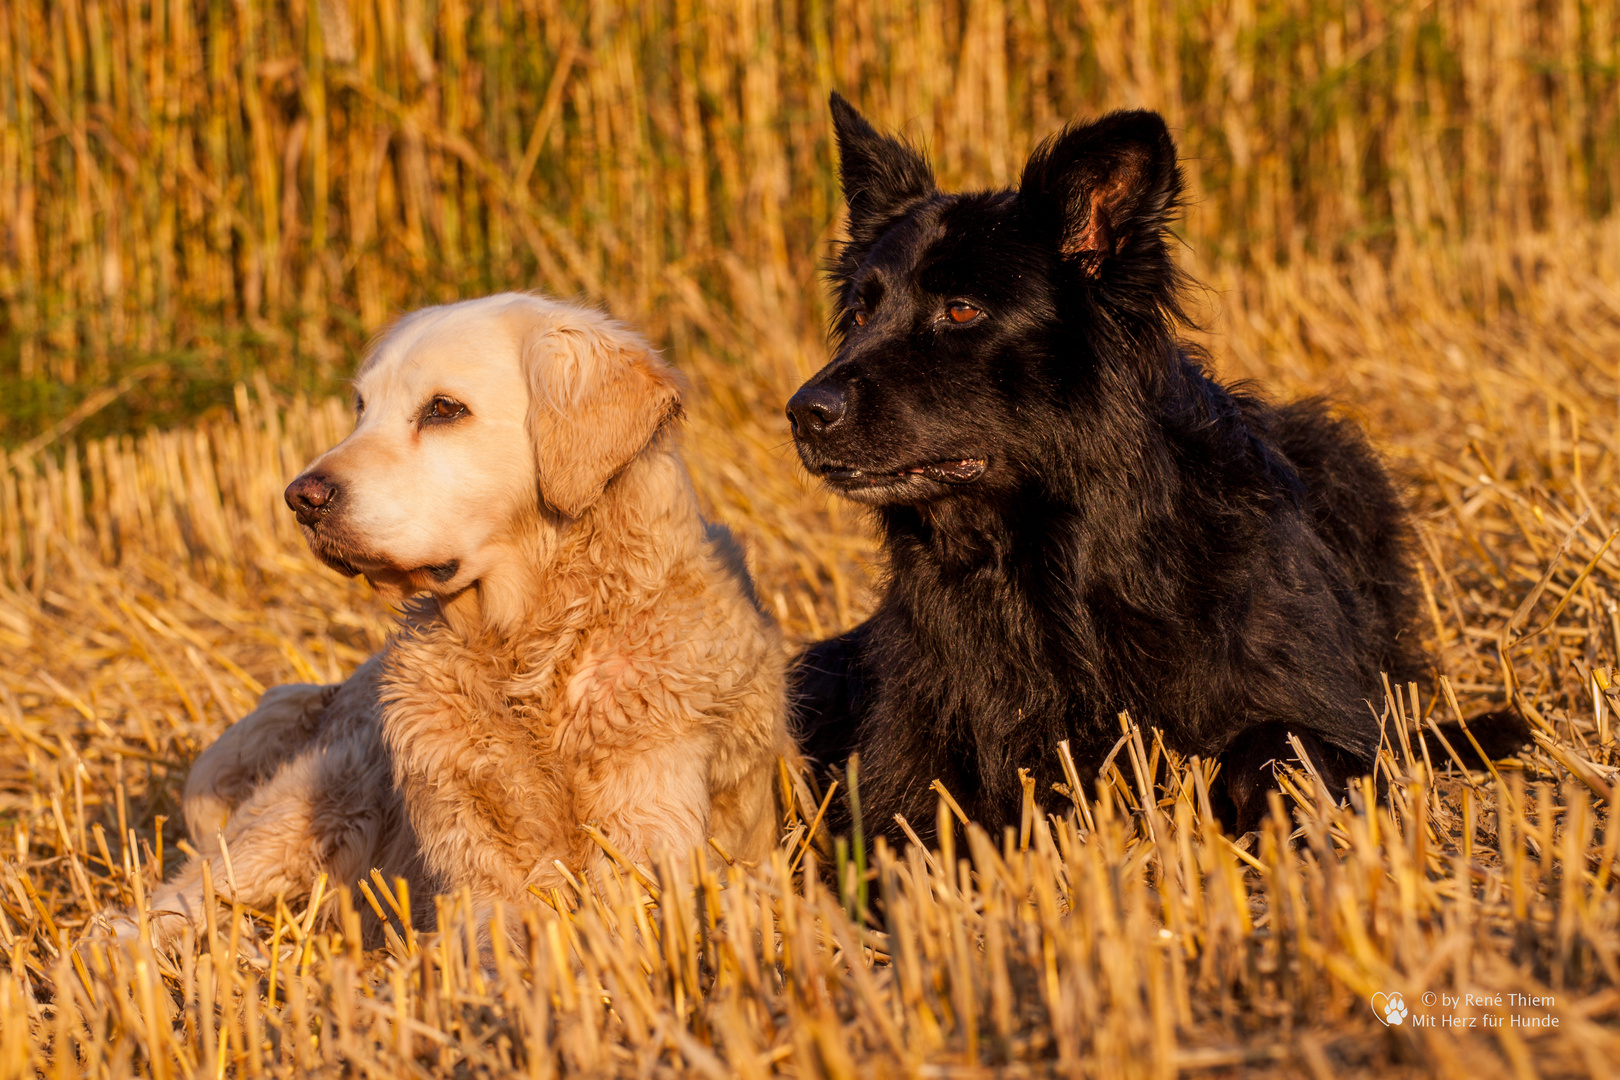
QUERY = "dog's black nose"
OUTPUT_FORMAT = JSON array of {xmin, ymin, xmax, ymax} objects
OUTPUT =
[
  {"xmin": 786, "ymin": 385, "xmax": 847, "ymax": 439},
  {"xmin": 285, "ymin": 474, "xmax": 338, "ymax": 526}
]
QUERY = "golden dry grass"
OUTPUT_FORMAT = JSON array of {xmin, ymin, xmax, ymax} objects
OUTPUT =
[
  {"xmin": 4, "ymin": 1, "xmax": 1620, "ymax": 1077},
  {"xmin": 1, "ymin": 222, "xmax": 1619, "ymax": 1077}
]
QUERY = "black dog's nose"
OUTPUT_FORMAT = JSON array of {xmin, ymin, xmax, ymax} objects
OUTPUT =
[
  {"xmin": 786, "ymin": 385, "xmax": 847, "ymax": 439},
  {"xmin": 285, "ymin": 473, "xmax": 338, "ymax": 526}
]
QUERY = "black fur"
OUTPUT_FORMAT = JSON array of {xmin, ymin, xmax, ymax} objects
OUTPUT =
[{"xmin": 788, "ymin": 95, "xmax": 1524, "ymax": 840}]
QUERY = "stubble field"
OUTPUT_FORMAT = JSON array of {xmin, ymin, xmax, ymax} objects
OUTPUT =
[{"xmin": 3, "ymin": 2, "xmax": 1620, "ymax": 1076}]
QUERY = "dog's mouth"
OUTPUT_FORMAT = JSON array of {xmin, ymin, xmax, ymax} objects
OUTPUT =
[
  {"xmin": 302, "ymin": 529, "xmax": 363, "ymax": 578},
  {"xmin": 301, "ymin": 527, "xmax": 460, "ymax": 588},
  {"xmin": 817, "ymin": 457, "xmax": 987, "ymax": 500}
]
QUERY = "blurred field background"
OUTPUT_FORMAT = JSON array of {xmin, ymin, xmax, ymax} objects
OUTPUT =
[{"xmin": 4, "ymin": 0, "xmax": 1620, "ymax": 1076}]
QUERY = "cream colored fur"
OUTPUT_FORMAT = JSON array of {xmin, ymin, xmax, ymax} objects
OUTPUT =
[{"xmin": 135, "ymin": 293, "xmax": 790, "ymax": 945}]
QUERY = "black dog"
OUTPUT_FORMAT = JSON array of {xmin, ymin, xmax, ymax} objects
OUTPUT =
[{"xmin": 788, "ymin": 95, "xmax": 1521, "ymax": 839}]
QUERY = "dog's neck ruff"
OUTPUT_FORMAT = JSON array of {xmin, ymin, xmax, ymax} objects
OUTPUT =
[
  {"xmin": 424, "ymin": 446, "xmax": 698, "ymax": 647},
  {"xmin": 871, "ymin": 355, "xmax": 1232, "ymax": 726},
  {"xmin": 372, "ymin": 442, "xmax": 725, "ymax": 891}
]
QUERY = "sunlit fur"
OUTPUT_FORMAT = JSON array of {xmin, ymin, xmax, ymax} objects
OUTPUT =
[
  {"xmin": 791, "ymin": 96, "xmax": 1521, "ymax": 841},
  {"xmin": 139, "ymin": 294, "xmax": 790, "ymax": 944}
]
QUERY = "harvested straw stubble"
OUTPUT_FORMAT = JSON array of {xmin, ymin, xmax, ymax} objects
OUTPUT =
[
  {"xmin": 2, "ymin": 230, "xmax": 1620, "ymax": 1075},
  {"xmin": 2, "ymin": 0, "xmax": 1620, "ymax": 1076}
]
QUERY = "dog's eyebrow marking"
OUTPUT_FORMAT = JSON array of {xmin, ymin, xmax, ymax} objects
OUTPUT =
[{"xmin": 856, "ymin": 278, "xmax": 885, "ymax": 307}]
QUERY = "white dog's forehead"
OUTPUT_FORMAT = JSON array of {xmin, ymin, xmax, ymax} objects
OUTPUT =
[{"xmin": 355, "ymin": 301, "xmax": 532, "ymax": 410}]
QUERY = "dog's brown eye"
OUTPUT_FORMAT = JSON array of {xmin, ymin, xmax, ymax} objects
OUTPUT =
[
  {"xmin": 423, "ymin": 396, "xmax": 467, "ymax": 424},
  {"xmin": 853, "ymin": 310, "xmax": 868, "ymax": 327},
  {"xmin": 947, "ymin": 302, "xmax": 982, "ymax": 324}
]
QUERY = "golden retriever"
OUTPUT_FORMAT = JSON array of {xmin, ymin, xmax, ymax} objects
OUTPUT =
[{"xmin": 135, "ymin": 292, "xmax": 790, "ymax": 944}]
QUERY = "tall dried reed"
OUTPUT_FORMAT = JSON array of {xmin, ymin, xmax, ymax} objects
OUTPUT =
[{"xmin": 1, "ymin": 0, "xmax": 1617, "ymax": 398}]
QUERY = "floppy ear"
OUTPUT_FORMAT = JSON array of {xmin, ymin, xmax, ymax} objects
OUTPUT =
[
  {"xmin": 523, "ymin": 316, "xmax": 684, "ymax": 518},
  {"xmin": 830, "ymin": 92, "xmax": 935, "ymax": 239},
  {"xmin": 1018, "ymin": 110, "xmax": 1182, "ymax": 278}
]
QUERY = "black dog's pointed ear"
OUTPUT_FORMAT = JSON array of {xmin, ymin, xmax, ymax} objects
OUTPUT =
[
  {"xmin": 1019, "ymin": 110, "xmax": 1182, "ymax": 277},
  {"xmin": 830, "ymin": 92, "xmax": 934, "ymax": 231}
]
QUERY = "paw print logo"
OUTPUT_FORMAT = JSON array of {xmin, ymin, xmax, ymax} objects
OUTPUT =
[{"xmin": 1371, "ymin": 992, "xmax": 1408, "ymax": 1026}]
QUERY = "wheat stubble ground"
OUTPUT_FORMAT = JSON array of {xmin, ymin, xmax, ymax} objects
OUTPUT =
[{"xmin": 4, "ymin": 2, "xmax": 1620, "ymax": 1076}]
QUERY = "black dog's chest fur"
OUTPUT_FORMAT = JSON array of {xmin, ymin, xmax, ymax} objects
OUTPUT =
[{"xmin": 787, "ymin": 96, "xmax": 1430, "ymax": 838}]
